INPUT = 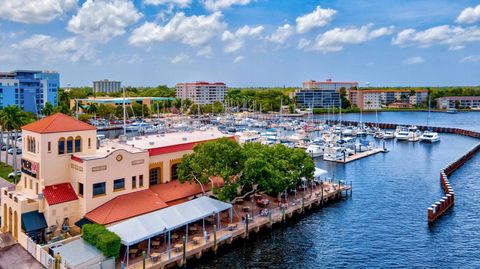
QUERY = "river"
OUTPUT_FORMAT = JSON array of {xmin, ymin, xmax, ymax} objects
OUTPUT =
[{"xmin": 191, "ymin": 112, "xmax": 480, "ymax": 268}]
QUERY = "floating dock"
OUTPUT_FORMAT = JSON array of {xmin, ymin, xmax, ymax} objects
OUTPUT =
[{"xmin": 335, "ymin": 148, "xmax": 386, "ymax": 163}]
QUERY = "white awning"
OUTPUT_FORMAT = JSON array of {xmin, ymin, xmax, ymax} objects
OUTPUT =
[
  {"xmin": 314, "ymin": 167, "xmax": 328, "ymax": 178},
  {"xmin": 107, "ymin": 196, "xmax": 232, "ymax": 246}
]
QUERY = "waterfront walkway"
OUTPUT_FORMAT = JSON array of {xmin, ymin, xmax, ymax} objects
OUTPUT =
[{"xmin": 123, "ymin": 181, "xmax": 350, "ymax": 268}]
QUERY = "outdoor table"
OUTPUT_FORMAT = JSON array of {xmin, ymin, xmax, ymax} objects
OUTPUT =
[
  {"xmin": 189, "ymin": 226, "xmax": 198, "ymax": 232},
  {"xmin": 242, "ymin": 206, "xmax": 250, "ymax": 212},
  {"xmin": 151, "ymin": 241, "xmax": 161, "ymax": 249},
  {"xmin": 171, "ymin": 234, "xmax": 179, "ymax": 240},
  {"xmin": 192, "ymin": 236, "xmax": 202, "ymax": 245},
  {"xmin": 129, "ymin": 248, "xmax": 138, "ymax": 259},
  {"xmin": 228, "ymin": 223, "xmax": 238, "ymax": 231},
  {"xmin": 150, "ymin": 253, "xmax": 161, "ymax": 262},
  {"xmin": 174, "ymin": 243, "xmax": 183, "ymax": 252}
]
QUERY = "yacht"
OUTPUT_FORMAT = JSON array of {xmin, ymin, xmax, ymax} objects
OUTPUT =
[
  {"xmin": 395, "ymin": 130, "xmax": 410, "ymax": 141},
  {"xmin": 305, "ymin": 144, "xmax": 324, "ymax": 158},
  {"xmin": 446, "ymin": 108, "xmax": 458, "ymax": 114},
  {"xmin": 323, "ymin": 146, "xmax": 346, "ymax": 162},
  {"xmin": 126, "ymin": 121, "xmax": 150, "ymax": 132},
  {"xmin": 407, "ymin": 126, "xmax": 421, "ymax": 142},
  {"xmin": 383, "ymin": 131, "xmax": 395, "ymax": 139},
  {"xmin": 419, "ymin": 131, "xmax": 440, "ymax": 143}
]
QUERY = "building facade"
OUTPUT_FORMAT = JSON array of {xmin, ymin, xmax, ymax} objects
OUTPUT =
[
  {"xmin": 1, "ymin": 113, "xmax": 232, "ymax": 247},
  {"xmin": 295, "ymin": 79, "xmax": 358, "ymax": 108},
  {"xmin": 93, "ymin": 80, "xmax": 122, "ymax": 94},
  {"xmin": 0, "ymin": 70, "xmax": 59, "ymax": 112},
  {"xmin": 348, "ymin": 89, "xmax": 428, "ymax": 110},
  {"xmin": 436, "ymin": 96, "xmax": 480, "ymax": 109},
  {"xmin": 176, "ymin": 82, "xmax": 227, "ymax": 105}
]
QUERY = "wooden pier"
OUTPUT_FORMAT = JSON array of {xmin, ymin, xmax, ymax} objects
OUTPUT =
[
  {"xmin": 126, "ymin": 182, "xmax": 352, "ymax": 269},
  {"xmin": 335, "ymin": 148, "xmax": 386, "ymax": 163}
]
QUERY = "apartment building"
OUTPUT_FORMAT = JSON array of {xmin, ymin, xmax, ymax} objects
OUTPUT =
[
  {"xmin": 93, "ymin": 80, "xmax": 122, "ymax": 94},
  {"xmin": 436, "ymin": 96, "xmax": 480, "ymax": 109},
  {"xmin": 295, "ymin": 79, "xmax": 358, "ymax": 108},
  {"xmin": 176, "ymin": 82, "xmax": 227, "ymax": 105}
]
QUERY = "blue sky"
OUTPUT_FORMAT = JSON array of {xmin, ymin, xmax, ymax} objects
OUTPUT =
[{"xmin": 0, "ymin": 0, "xmax": 479, "ymax": 87}]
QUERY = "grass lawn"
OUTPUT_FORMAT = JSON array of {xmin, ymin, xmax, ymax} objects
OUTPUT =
[{"xmin": 0, "ymin": 163, "xmax": 15, "ymax": 183}]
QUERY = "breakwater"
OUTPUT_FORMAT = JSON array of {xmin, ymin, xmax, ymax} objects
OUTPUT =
[{"xmin": 328, "ymin": 120, "xmax": 480, "ymax": 223}]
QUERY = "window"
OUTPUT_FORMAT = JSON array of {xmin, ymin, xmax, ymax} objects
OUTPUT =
[
  {"xmin": 149, "ymin": 168, "xmax": 160, "ymax": 186},
  {"xmin": 92, "ymin": 182, "xmax": 106, "ymax": 197},
  {"xmin": 132, "ymin": 176, "xmax": 136, "ymax": 189},
  {"xmin": 67, "ymin": 137, "xmax": 74, "ymax": 154},
  {"xmin": 88, "ymin": 138, "xmax": 91, "ymax": 149},
  {"xmin": 171, "ymin": 163, "xmax": 179, "ymax": 180},
  {"xmin": 74, "ymin": 136, "xmax": 81, "ymax": 153},
  {"xmin": 78, "ymin": 182, "xmax": 84, "ymax": 197},
  {"xmin": 48, "ymin": 142, "xmax": 51, "ymax": 152},
  {"xmin": 24, "ymin": 177, "xmax": 27, "ymax": 188},
  {"xmin": 36, "ymin": 183, "xmax": 38, "ymax": 194},
  {"xmin": 58, "ymin": 138, "xmax": 65, "ymax": 154},
  {"xmin": 139, "ymin": 175, "xmax": 144, "ymax": 187},
  {"xmin": 113, "ymin": 178, "xmax": 125, "ymax": 191},
  {"xmin": 30, "ymin": 179, "xmax": 32, "ymax": 189}
]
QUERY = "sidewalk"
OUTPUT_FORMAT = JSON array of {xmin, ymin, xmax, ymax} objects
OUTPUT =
[{"xmin": 0, "ymin": 243, "xmax": 45, "ymax": 269}]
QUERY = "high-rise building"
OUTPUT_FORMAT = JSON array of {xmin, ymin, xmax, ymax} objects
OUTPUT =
[
  {"xmin": 0, "ymin": 70, "xmax": 59, "ymax": 113},
  {"xmin": 93, "ymin": 79, "xmax": 121, "ymax": 94},
  {"xmin": 295, "ymin": 79, "xmax": 358, "ymax": 108},
  {"xmin": 176, "ymin": 82, "xmax": 227, "ymax": 105}
]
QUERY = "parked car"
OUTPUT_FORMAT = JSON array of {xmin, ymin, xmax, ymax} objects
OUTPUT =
[
  {"xmin": 7, "ymin": 148, "xmax": 21, "ymax": 155},
  {"xmin": 7, "ymin": 170, "xmax": 21, "ymax": 179},
  {"xmin": 1, "ymin": 144, "xmax": 12, "ymax": 151}
]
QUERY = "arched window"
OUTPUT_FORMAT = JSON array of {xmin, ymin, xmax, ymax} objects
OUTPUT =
[
  {"xmin": 67, "ymin": 137, "xmax": 74, "ymax": 154},
  {"xmin": 74, "ymin": 136, "xmax": 82, "ymax": 153},
  {"xmin": 58, "ymin": 137, "xmax": 65, "ymax": 155}
]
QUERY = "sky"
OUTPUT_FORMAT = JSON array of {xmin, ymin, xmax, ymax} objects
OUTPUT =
[{"xmin": 0, "ymin": 0, "xmax": 480, "ymax": 87}]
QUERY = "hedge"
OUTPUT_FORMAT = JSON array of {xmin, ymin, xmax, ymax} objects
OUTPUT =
[{"xmin": 82, "ymin": 224, "xmax": 121, "ymax": 258}]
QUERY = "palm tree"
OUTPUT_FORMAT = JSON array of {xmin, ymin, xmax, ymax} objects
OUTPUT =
[
  {"xmin": 41, "ymin": 102, "xmax": 54, "ymax": 116},
  {"xmin": 0, "ymin": 106, "xmax": 29, "ymax": 177}
]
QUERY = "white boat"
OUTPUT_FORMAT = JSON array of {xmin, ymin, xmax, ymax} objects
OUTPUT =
[
  {"xmin": 383, "ymin": 131, "xmax": 395, "ymax": 139},
  {"xmin": 341, "ymin": 126, "xmax": 356, "ymax": 136},
  {"xmin": 323, "ymin": 146, "xmax": 346, "ymax": 162},
  {"xmin": 305, "ymin": 144, "xmax": 324, "ymax": 158},
  {"xmin": 374, "ymin": 131, "xmax": 384, "ymax": 139},
  {"xmin": 126, "ymin": 122, "xmax": 150, "ymax": 131},
  {"xmin": 407, "ymin": 126, "xmax": 422, "ymax": 142},
  {"xmin": 395, "ymin": 130, "xmax": 410, "ymax": 141},
  {"xmin": 419, "ymin": 131, "xmax": 440, "ymax": 143}
]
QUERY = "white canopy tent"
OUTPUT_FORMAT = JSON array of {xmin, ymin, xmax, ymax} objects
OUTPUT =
[
  {"xmin": 107, "ymin": 196, "xmax": 233, "ymax": 265},
  {"xmin": 314, "ymin": 167, "xmax": 328, "ymax": 181}
]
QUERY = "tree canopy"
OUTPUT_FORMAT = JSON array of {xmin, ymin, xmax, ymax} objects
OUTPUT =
[{"xmin": 177, "ymin": 138, "xmax": 315, "ymax": 201}]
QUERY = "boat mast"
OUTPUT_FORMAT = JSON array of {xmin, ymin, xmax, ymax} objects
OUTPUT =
[{"xmin": 122, "ymin": 86, "xmax": 126, "ymax": 136}]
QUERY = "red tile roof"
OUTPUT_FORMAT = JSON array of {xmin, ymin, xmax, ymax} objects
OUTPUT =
[
  {"xmin": 149, "ymin": 178, "xmax": 224, "ymax": 204},
  {"xmin": 148, "ymin": 136, "xmax": 236, "ymax": 156},
  {"xmin": 85, "ymin": 189, "xmax": 168, "ymax": 225},
  {"xmin": 43, "ymin": 183, "xmax": 78, "ymax": 206},
  {"xmin": 22, "ymin": 113, "xmax": 96, "ymax": 134}
]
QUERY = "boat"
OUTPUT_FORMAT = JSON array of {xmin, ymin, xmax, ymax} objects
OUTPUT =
[
  {"xmin": 305, "ymin": 144, "xmax": 324, "ymax": 158},
  {"xmin": 446, "ymin": 108, "xmax": 458, "ymax": 114},
  {"xmin": 407, "ymin": 126, "xmax": 422, "ymax": 142},
  {"xmin": 323, "ymin": 146, "xmax": 346, "ymax": 162},
  {"xmin": 420, "ymin": 131, "xmax": 440, "ymax": 143},
  {"xmin": 374, "ymin": 131, "xmax": 384, "ymax": 139},
  {"xmin": 126, "ymin": 122, "xmax": 150, "ymax": 132},
  {"xmin": 395, "ymin": 130, "xmax": 410, "ymax": 141},
  {"xmin": 383, "ymin": 131, "xmax": 395, "ymax": 139}
]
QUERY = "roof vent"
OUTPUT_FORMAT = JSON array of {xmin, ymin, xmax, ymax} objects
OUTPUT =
[
  {"xmin": 149, "ymin": 141, "xmax": 155, "ymax": 146},
  {"xmin": 182, "ymin": 137, "xmax": 187, "ymax": 141}
]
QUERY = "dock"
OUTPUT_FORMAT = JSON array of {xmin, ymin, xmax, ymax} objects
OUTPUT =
[
  {"xmin": 125, "ymin": 182, "xmax": 352, "ymax": 269},
  {"xmin": 338, "ymin": 148, "xmax": 386, "ymax": 163}
]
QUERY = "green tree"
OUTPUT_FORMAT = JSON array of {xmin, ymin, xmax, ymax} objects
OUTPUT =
[
  {"xmin": 0, "ymin": 106, "xmax": 30, "ymax": 175},
  {"xmin": 41, "ymin": 102, "xmax": 54, "ymax": 116}
]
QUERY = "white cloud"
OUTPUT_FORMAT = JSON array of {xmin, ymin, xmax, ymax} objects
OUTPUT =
[
  {"xmin": 170, "ymin": 53, "xmax": 192, "ymax": 64},
  {"xmin": 8, "ymin": 34, "xmax": 95, "ymax": 63},
  {"xmin": 297, "ymin": 38, "xmax": 311, "ymax": 50},
  {"xmin": 203, "ymin": 0, "xmax": 252, "ymax": 11},
  {"xmin": 296, "ymin": 6, "xmax": 336, "ymax": 34},
  {"xmin": 233, "ymin": 55, "xmax": 244, "ymax": 63},
  {"xmin": 402, "ymin": 56, "xmax": 425, "ymax": 65},
  {"xmin": 129, "ymin": 12, "xmax": 226, "ymax": 47},
  {"xmin": 197, "ymin": 45, "xmax": 213, "ymax": 57},
  {"xmin": 310, "ymin": 24, "xmax": 394, "ymax": 52},
  {"xmin": 392, "ymin": 25, "xmax": 480, "ymax": 49},
  {"xmin": 456, "ymin": 4, "xmax": 480, "ymax": 24},
  {"xmin": 460, "ymin": 55, "xmax": 480, "ymax": 63},
  {"xmin": 267, "ymin": 24, "xmax": 294, "ymax": 44},
  {"xmin": 68, "ymin": 0, "xmax": 142, "ymax": 42},
  {"xmin": 222, "ymin": 25, "xmax": 264, "ymax": 53},
  {"xmin": 0, "ymin": 0, "xmax": 76, "ymax": 23},
  {"xmin": 144, "ymin": 0, "xmax": 191, "ymax": 7}
]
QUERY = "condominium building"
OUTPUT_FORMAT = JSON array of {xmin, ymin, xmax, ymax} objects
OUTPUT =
[
  {"xmin": 93, "ymin": 79, "xmax": 122, "ymax": 94},
  {"xmin": 435, "ymin": 96, "xmax": 480, "ymax": 109},
  {"xmin": 295, "ymin": 79, "xmax": 358, "ymax": 108},
  {"xmin": 1, "ymin": 113, "xmax": 232, "ymax": 247},
  {"xmin": 0, "ymin": 70, "xmax": 59, "ymax": 112},
  {"xmin": 348, "ymin": 89, "xmax": 428, "ymax": 109},
  {"xmin": 175, "ymin": 82, "xmax": 227, "ymax": 105}
]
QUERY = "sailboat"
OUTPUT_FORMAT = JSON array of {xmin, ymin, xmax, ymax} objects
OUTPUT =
[{"xmin": 420, "ymin": 93, "xmax": 440, "ymax": 143}]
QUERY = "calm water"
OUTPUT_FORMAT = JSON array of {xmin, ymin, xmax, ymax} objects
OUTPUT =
[
  {"xmin": 316, "ymin": 111, "xmax": 480, "ymax": 132},
  {"xmin": 193, "ymin": 113, "xmax": 480, "ymax": 268}
]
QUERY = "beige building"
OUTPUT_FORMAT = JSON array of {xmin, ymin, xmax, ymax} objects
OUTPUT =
[
  {"xmin": 348, "ymin": 89, "xmax": 429, "ymax": 110},
  {"xmin": 1, "ymin": 113, "xmax": 232, "ymax": 247},
  {"xmin": 176, "ymin": 81, "xmax": 227, "ymax": 105}
]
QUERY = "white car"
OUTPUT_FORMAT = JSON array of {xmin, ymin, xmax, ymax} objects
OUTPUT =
[
  {"xmin": 8, "ymin": 170, "xmax": 21, "ymax": 179},
  {"xmin": 7, "ymin": 148, "xmax": 21, "ymax": 155}
]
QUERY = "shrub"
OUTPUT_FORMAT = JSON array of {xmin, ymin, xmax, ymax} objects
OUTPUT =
[{"xmin": 82, "ymin": 224, "xmax": 121, "ymax": 258}]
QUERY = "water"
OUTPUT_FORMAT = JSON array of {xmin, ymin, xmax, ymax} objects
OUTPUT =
[
  {"xmin": 193, "ymin": 115, "xmax": 480, "ymax": 268},
  {"xmin": 316, "ymin": 111, "xmax": 480, "ymax": 132}
]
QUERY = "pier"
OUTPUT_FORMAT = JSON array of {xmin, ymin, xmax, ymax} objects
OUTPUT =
[
  {"xmin": 334, "ymin": 147, "xmax": 386, "ymax": 163},
  {"xmin": 123, "ymin": 181, "xmax": 352, "ymax": 268}
]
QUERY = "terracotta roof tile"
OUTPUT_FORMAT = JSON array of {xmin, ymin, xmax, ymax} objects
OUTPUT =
[
  {"xmin": 22, "ymin": 113, "xmax": 96, "ymax": 134},
  {"xmin": 43, "ymin": 183, "xmax": 78, "ymax": 206},
  {"xmin": 85, "ymin": 189, "xmax": 168, "ymax": 225},
  {"xmin": 149, "ymin": 178, "xmax": 223, "ymax": 204}
]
